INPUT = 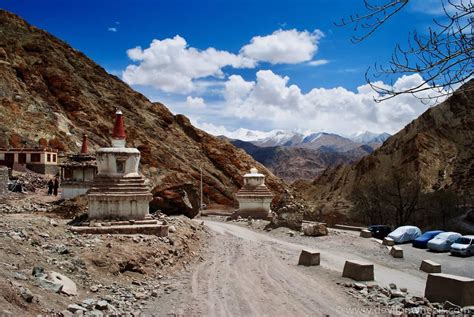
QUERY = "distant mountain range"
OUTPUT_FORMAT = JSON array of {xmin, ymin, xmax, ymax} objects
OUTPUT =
[
  {"xmin": 225, "ymin": 129, "xmax": 391, "ymax": 151},
  {"xmin": 222, "ymin": 130, "xmax": 391, "ymax": 182}
]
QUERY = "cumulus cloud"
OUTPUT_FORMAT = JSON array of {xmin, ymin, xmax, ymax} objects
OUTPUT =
[
  {"xmin": 122, "ymin": 35, "xmax": 255, "ymax": 93},
  {"xmin": 221, "ymin": 72, "xmax": 436, "ymax": 135},
  {"xmin": 122, "ymin": 29, "xmax": 324, "ymax": 93},
  {"xmin": 108, "ymin": 27, "xmax": 117, "ymax": 32},
  {"xmin": 240, "ymin": 29, "xmax": 324, "ymax": 64},
  {"xmin": 185, "ymin": 96, "xmax": 206, "ymax": 108}
]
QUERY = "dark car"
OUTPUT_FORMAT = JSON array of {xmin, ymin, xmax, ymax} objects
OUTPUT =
[
  {"xmin": 368, "ymin": 225, "xmax": 392, "ymax": 239},
  {"xmin": 412, "ymin": 230, "xmax": 444, "ymax": 249}
]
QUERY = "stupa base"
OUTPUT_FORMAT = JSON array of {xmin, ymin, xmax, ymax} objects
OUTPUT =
[{"xmin": 69, "ymin": 219, "xmax": 168, "ymax": 236}]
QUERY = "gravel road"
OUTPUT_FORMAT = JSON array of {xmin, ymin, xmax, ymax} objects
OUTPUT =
[{"xmin": 146, "ymin": 220, "xmax": 458, "ymax": 316}]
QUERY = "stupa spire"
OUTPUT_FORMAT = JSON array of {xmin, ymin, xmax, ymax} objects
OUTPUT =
[
  {"xmin": 111, "ymin": 109, "xmax": 126, "ymax": 148},
  {"xmin": 80, "ymin": 134, "xmax": 89, "ymax": 154}
]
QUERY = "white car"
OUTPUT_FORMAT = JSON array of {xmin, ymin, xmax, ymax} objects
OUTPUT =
[
  {"xmin": 388, "ymin": 226, "xmax": 422, "ymax": 243},
  {"xmin": 427, "ymin": 232, "xmax": 462, "ymax": 252},
  {"xmin": 450, "ymin": 235, "xmax": 474, "ymax": 257}
]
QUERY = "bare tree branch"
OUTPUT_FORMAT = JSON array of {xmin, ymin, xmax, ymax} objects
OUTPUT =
[{"xmin": 338, "ymin": 0, "xmax": 474, "ymax": 101}]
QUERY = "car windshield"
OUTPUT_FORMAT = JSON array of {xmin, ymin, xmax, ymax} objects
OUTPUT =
[
  {"xmin": 434, "ymin": 233, "xmax": 451, "ymax": 239},
  {"xmin": 455, "ymin": 237, "xmax": 471, "ymax": 244}
]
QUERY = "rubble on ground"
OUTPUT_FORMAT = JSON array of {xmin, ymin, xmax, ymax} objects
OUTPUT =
[
  {"xmin": 0, "ymin": 212, "xmax": 209, "ymax": 316},
  {"xmin": 339, "ymin": 281, "xmax": 473, "ymax": 315},
  {"xmin": 267, "ymin": 193, "xmax": 307, "ymax": 230},
  {"xmin": 8, "ymin": 171, "xmax": 49, "ymax": 193}
]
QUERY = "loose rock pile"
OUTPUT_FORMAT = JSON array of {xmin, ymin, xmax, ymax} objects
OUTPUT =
[
  {"xmin": 339, "ymin": 281, "xmax": 473, "ymax": 315},
  {"xmin": 9, "ymin": 171, "xmax": 49, "ymax": 193},
  {"xmin": 0, "ymin": 201, "xmax": 51, "ymax": 213}
]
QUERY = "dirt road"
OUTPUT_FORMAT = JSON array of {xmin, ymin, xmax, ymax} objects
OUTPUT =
[{"xmin": 146, "ymin": 220, "xmax": 431, "ymax": 316}]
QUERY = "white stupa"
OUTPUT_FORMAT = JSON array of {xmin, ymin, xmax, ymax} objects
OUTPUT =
[
  {"xmin": 87, "ymin": 110, "xmax": 152, "ymax": 220},
  {"xmin": 235, "ymin": 167, "xmax": 273, "ymax": 219}
]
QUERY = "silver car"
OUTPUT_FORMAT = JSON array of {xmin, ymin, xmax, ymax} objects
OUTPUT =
[
  {"xmin": 427, "ymin": 232, "xmax": 461, "ymax": 252},
  {"xmin": 450, "ymin": 235, "xmax": 474, "ymax": 256}
]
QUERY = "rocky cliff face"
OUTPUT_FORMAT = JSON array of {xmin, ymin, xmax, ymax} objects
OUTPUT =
[
  {"xmin": 0, "ymin": 10, "xmax": 288, "ymax": 216},
  {"xmin": 294, "ymin": 80, "xmax": 474, "ymax": 216}
]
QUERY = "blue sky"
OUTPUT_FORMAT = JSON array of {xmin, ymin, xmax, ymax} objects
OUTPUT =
[{"xmin": 2, "ymin": 0, "xmax": 449, "ymax": 137}]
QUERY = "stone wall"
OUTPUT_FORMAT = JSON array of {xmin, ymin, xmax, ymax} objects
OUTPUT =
[
  {"xmin": 26, "ymin": 164, "xmax": 58, "ymax": 176},
  {"xmin": 0, "ymin": 166, "xmax": 9, "ymax": 195}
]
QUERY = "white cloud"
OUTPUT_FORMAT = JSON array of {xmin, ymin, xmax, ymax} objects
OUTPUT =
[
  {"xmin": 122, "ymin": 35, "xmax": 255, "ymax": 93},
  {"xmin": 108, "ymin": 27, "xmax": 117, "ymax": 32},
  {"xmin": 221, "ymin": 71, "xmax": 437, "ymax": 135},
  {"xmin": 240, "ymin": 29, "xmax": 324, "ymax": 64},
  {"xmin": 185, "ymin": 96, "xmax": 206, "ymax": 109},
  {"xmin": 308, "ymin": 59, "xmax": 329, "ymax": 66},
  {"xmin": 122, "ymin": 29, "xmax": 325, "ymax": 94}
]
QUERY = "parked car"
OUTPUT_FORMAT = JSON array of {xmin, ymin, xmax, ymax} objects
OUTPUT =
[
  {"xmin": 412, "ymin": 230, "xmax": 444, "ymax": 248},
  {"xmin": 368, "ymin": 225, "xmax": 392, "ymax": 239},
  {"xmin": 450, "ymin": 235, "xmax": 474, "ymax": 256},
  {"xmin": 427, "ymin": 232, "xmax": 462, "ymax": 252},
  {"xmin": 388, "ymin": 226, "xmax": 422, "ymax": 243}
]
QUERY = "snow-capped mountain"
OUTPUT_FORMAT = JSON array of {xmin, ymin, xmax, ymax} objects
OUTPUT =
[
  {"xmin": 350, "ymin": 131, "xmax": 391, "ymax": 144},
  {"xmin": 252, "ymin": 131, "xmax": 305, "ymax": 147},
  {"xmin": 218, "ymin": 128, "xmax": 390, "ymax": 151}
]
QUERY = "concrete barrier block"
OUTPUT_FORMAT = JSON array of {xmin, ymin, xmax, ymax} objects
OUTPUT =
[
  {"xmin": 298, "ymin": 250, "xmax": 320, "ymax": 266},
  {"xmin": 420, "ymin": 260, "xmax": 441, "ymax": 273},
  {"xmin": 425, "ymin": 273, "xmax": 474, "ymax": 307},
  {"xmin": 383, "ymin": 237, "xmax": 395, "ymax": 246},
  {"xmin": 342, "ymin": 260, "xmax": 374, "ymax": 281},
  {"xmin": 360, "ymin": 229, "xmax": 372, "ymax": 238},
  {"xmin": 390, "ymin": 246, "xmax": 404, "ymax": 258}
]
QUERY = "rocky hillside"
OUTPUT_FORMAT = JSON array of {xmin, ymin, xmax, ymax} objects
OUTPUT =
[
  {"xmin": 294, "ymin": 80, "xmax": 474, "ymax": 216},
  {"xmin": 0, "ymin": 10, "xmax": 288, "ymax": 216},
  {"xmin": 230, "ymin": 139, "xmax": 363, "ymax": 182}
]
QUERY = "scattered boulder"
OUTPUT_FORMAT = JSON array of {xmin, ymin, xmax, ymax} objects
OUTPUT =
[
  {"xmin": 359, "ymin": 229, "xmax": 372, "ymax": 238},
  {"xmin": 36, "ymin": 270, "xmax": 77, "ymax": 296},
  {"xmin": 302, "ymin": 222, "xmax": 328, "ymax": 237},
  {"xmin": 298, "ymin": 250, "xmax": 320, "ymax": 266},
  {"xmin": 342, "ymin": 260, "xmax": 374, "ymax": 281},
  {"xmin": 268, "ymin": 194, "xmax": 306, "ymax": 230},
  {"xmin": 168, "ymin": 225, "xmax": 176, "ymax": 233},
  {"xmin": 420, "ymin": 260, "xmax": 442, "ymax": 274},
  {"xmin": 67, "ymin": 304, "xmax": 87, "ymax": 313},
  {"xmin": 150, "ymin": 184, "xmax": 200, "ymax": 218},
  {"xmin": 19, "ymin": 286, "xmax": 34, "ymax": 303}
]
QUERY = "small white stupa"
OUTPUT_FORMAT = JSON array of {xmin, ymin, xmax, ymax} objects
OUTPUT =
[
  {"xmin": 87, "ymin": 110, "xmax": 152, "ymax": 220},
  {"xmin": 235, "ymin": 167, "xmax": 273, "ymax": 219}
]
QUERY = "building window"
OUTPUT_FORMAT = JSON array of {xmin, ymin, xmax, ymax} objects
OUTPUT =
[
  {"xmin": 31, "ymin": 153, "xmax": 41, "ymax": 162},
  {"xmin": 52, "ymin": 154, "xmax": 57, "ymax": 162},
  {"xmin": 47, "ymin": 154, "xmax": 51, "ymax": 162}
]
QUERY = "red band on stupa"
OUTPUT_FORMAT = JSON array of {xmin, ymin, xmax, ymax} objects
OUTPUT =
[
  {"xmin": 112, "ymin": 110, "xmax": 126, "ymax": 139},
  {"xmin": 80, "ymin": 134, "xmax": 88, "ymax": 154}
]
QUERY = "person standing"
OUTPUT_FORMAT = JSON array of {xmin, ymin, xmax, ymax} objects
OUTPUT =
[
  {"xmin": 47, "ymin": 179, "xmax": 54, "ymax": 196},
  {"xmin": 53, "ymin": 177, "xmax": 59, "ymax": 196}
]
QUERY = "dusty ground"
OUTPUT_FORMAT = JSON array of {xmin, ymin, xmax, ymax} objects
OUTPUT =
[
  {"xmin": 0, "ymin": 189, "xmax": 209, "ymax": 316},
  {"xmin": 146, "ymin": 219, "xmax": 378, "ymax": 316}
]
